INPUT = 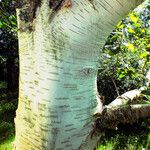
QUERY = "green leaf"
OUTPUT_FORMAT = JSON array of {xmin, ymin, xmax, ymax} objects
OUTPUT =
[
  {"xmin": 119, "ymin": 73, "xmax": 126, "ymax": 79},
  {"xmin": 0, "ymin": 21, "xmax": 3, "ymax": 28},
  {"xmin": 130, "ymin": 14, "xmax": 138, "ymax": 23},
  {"xmin": 128, "ymin": 28, "xmax": 135, "ymax": 33},
  {"xmin": 127, "ymin": 43, "xmax": 135, "ymax": 52},
  {"xmin": 117, "ymin": 21, "xmax": 124, "ymax": 29},
  {"xmin": 108, "ymin": 51, "xmax": 115, "ymax": 56},
  {"xmin": 140, "ymin": 52, "xmax": 147, "ymax": 58}
]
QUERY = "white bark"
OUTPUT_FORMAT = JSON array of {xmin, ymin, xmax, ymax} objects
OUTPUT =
[
  {"xmin": 145, "ymin": 69, "xmax": 150, "ymax": 87},
  {"xmin": 108, "ymin": 89, "xmax": 141, "ymax": 107},
  {"xmin": 15, "ymin": 0, "xmax": 144, "ymax": 150}
]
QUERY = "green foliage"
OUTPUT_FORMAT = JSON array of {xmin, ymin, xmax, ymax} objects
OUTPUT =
[
  {"xmin": 0, "ymin": 0, "xmax": 19, "ymax": 89},
  {"xmin": 98, "ymin": 1, "xmax": 150, "ymax": 102},
  {"xmin": 0, "ymin": 81, "xmax": 7, "ymax": 89},
  {"xmin": 0, "ymin": 0, "xmax": 18, "ymax": 59},
  {"xmin": 0, "ymin": 0, "xmax": 17, "ymax": 33},
  {"xmin": 0, "ymin": 85, "xmax": 17, "ymax": 145},
  {"xmin": 0, "ymin": 101, "xmax": 17, "ymax": 115},
  {"xmin": 0, "ymin": 135, "xmax": 14, "ymax": 150},
  {"xmin": 0, "ymin": 122, "xmax": 14, "ymax": 135}
]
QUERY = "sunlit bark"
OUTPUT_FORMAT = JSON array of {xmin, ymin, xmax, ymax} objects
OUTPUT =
[
  {"xmin": 108, "ymin": 89, "xmax": 142, "ymax": 107},
  {"xmin": 15, "ymin": 0, "xmax": 144, "ymax": 150}
]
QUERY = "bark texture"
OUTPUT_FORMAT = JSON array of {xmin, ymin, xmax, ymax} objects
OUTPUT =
[
  {"xmin": 96, "ymin": 104, "xmax": 150, "ymax": 130},
  {"xmin": 15, "ymin": 0, "xmax": 144, "ymax": 150}
]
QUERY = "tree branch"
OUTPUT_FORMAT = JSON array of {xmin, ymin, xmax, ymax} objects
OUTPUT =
[
  {"xmin": 107, "ymin": 89, "xmax": 141, "ymax": 108},
  {"xmin": 110, "ymin": 76, "xmax": 120, "ymax": 97},
  {"xmin": 94, "ymin": 104, "xmax": 150, "ymax": 130},
  {"xmin": 106, "ymin": 69, "xmax": 150, "ymax": 108}
]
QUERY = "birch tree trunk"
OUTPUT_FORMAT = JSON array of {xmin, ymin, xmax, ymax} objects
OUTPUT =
[{"xmin": 15, "ymin": 0, "xmax": 144, "ymax": 149}]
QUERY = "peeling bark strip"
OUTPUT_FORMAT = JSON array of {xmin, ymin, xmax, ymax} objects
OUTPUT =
[{"xmin": 15, "ymin": 0, "xmax": 42, "ymax": 22}]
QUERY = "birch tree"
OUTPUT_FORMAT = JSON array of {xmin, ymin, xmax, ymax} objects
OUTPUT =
[{"xmin": 14, "ymin": 0, "xmax": 147, "ymax": 150}]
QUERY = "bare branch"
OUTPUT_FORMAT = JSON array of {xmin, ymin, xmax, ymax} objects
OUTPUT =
[{"xmin": 110, "ymin": 76, "xmax": 120, "ymax": 97}]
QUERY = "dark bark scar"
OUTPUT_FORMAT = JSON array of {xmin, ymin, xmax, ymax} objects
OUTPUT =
[
  {"xmin": 16, "ymin": 0, "xmax": 42, "ymax": 22},
  {"xmin": 15, "ymin": 0, "xmax": 41, "ymax": 32},
  {"xmin": 88, "ymin": 0, "xmax": 98, "ymax": 11},
  {"xmin": 49, "ymin": 0, "xmax": 65, "ymax": 11},
  {"xmin": 49, "ymin": 0, "xmax": 72, "ymax": 11},
  {"xmin": 48, "ymin": 0, "xmax": 72, "ymax": 23}
]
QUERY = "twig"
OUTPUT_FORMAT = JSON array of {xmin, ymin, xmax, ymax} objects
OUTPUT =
[{"xmin": 110, "ymin": 76, "xmax": 120, "ymax": 96}]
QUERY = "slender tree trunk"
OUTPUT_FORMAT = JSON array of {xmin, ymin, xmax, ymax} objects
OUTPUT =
[{"xmin": 15, "ymin": 0, "xmax": 144, "ymax": 149}]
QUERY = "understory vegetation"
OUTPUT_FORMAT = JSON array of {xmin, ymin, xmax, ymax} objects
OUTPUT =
[
  {"xmin": 98, "ymin": 119, "xmax": 150, "ymax": 150},
  {"xmin": 0, "ymin": 81, "xmax": 17, "ymax": 149},
  {"xmin": 0, "ymin": 0, "xmax": 150, "ymax": 149}
]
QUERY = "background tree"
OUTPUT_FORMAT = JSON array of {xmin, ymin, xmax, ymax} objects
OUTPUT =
[
  {"xmin": 0, "ymin": 0, "xmax": 18, "ymax": 90},
  {"xmin": 0, "ymin": 0, "xmax": 18, "ymax": 146}
]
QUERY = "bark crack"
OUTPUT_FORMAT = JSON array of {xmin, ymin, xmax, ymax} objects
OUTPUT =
[{"xmin": 49, "ymin": 0, "xmax": 65, "ymax": 11}]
